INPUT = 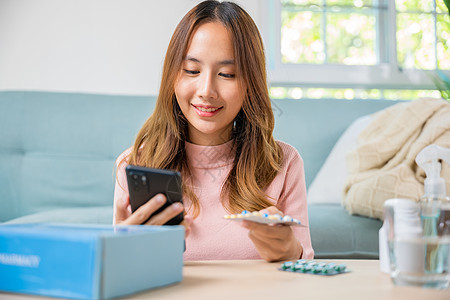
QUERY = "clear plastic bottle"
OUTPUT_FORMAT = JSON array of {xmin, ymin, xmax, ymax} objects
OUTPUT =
[
  {"xmin": 415, "ymin": 144, "xmax": 450, "ymax": 287},
  {"xmin": 420, "ymin": 195, "xmax": 450, "ymax": 274}
]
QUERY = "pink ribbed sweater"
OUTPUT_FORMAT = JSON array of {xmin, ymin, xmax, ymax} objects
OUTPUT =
[{"xmin": 114, "ymin": 140, "xmax": 314, "ymax": 261}]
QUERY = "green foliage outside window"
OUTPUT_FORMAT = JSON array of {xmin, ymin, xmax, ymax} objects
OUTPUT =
[
  {"xmin": 396, "ymin": 0, "xmax": 450, "ymax": 70},
  {"xmin": 281, "ymin": 0, "xmax": 378, "ymax": 65},
  {"xmin": 277, "ymin": 0, "xmax": 450, "ymax": 101}
]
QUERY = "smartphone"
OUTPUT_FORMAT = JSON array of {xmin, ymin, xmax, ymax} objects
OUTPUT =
[{"xmin": 125, "ymin": 165, "xmax": 184, "ymax": 225}]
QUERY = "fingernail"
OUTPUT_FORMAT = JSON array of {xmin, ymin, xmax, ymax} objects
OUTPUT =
[
  {"xmin": 156, "ymin": 194, "xmax": 165, "ymax": 203},
  {"xmin": 172, "ymin": 202, "xmax": 183, "ymax": 211}
]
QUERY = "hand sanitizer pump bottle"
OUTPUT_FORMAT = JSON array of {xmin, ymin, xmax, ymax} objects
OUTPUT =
[{"xmin": 415, "ymin": 144, "xmax": 450, "ymax": 280}]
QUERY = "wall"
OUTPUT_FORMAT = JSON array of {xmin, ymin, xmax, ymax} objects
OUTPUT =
[{"xmin": 0, "ymin": 0, "xmax": 262, "ymax": 96}]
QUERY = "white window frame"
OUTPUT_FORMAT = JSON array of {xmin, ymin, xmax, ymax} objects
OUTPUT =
[{"xmin": 260, "ymin": 0, "xmax": 450, "ymax": 90}]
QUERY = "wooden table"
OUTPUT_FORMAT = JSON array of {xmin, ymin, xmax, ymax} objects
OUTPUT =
[
  {"xmin": 131, "ymin": 259, "xmax": 450, "ymax": 300},
  {"xmin": 1, "ymin": 260, "xmax": 449, "ymax": 300}
]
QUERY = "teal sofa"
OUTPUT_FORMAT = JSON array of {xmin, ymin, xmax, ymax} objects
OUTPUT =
[{"xmin": 0, "ymin": 91, "xmax": 398, "ymax": 258}]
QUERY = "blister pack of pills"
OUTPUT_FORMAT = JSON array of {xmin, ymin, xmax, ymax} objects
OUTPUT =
[
  {"xmin": 223, "ymin": 210, "xmax": 304, "ymax": 226},
  {"xmin": 279, "ymin": 260, "xmax": 350, "ymax": 276}
]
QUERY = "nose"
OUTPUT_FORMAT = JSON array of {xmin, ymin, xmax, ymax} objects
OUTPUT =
[{"xmin": 198, "ymin": 72, "xmax": 218, "ymax": 100}]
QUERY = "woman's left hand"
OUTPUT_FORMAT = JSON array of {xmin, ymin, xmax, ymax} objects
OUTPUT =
[{"xmin": 241, "ymin": 206, "xmax": 303, "ymax": 262}]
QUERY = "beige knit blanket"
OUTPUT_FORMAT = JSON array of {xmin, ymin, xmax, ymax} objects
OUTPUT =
[{"xmin": 342, "ymin": 98, "xmax": 450, "ymax": 220}]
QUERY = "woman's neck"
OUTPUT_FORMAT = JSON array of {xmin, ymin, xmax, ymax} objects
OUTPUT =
[{"xmin": 187, "ymin": 125, "xmax": 233, "ymax": 146}]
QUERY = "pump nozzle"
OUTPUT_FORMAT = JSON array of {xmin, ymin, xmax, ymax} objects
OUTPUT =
[{"xmin": 415, "ymin": 144, "xmax": 450, "ymax": 197}]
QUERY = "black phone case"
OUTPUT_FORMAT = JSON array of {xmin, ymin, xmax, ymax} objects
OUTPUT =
[{"xmin": 125, "ymin": 165, "xmax": 184, "ymax": 225}]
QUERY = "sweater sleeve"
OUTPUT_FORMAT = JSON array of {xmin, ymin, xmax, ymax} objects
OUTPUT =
[{"xmin": 276, "ymin": 143, "xmax": 314, "ymax": 259}]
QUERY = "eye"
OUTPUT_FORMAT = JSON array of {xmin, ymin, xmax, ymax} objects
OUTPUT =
[
  {"xmin": 183, "ymin": 69, "xmax": 199, "ymax": 75},
  {"xmin": 219, "ymin": 72, "xmax": 235, "ymax": 79}
]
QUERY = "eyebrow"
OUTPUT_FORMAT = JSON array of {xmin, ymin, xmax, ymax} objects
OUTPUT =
[{"xmin": 185, "ymin": 55, "xmax": 235, "ymax": 65}]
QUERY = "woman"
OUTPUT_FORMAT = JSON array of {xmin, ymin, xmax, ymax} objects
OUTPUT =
[{"xmin": 114, "ymin": 0, "xmax": 314, "ymax": 262}]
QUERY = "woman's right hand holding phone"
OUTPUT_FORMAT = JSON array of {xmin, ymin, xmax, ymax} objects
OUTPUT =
[{"xmin": 114, "ymin": 193, "xmax": 192, "ymax": 237}]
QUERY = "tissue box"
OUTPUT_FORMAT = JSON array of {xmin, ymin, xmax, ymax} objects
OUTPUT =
[{"xmin": 0, "ymin": 223, "xmax": 184, "ymax": 299}]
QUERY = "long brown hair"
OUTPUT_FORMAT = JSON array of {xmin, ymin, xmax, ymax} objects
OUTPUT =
[{"xmin": 128, "ymin": 0, "xmax": 283, "ymax": 216}]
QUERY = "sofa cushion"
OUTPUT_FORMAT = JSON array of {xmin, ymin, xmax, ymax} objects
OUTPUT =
[
  {"xmin": 307, "ymin": 114, "xmax": 373, "ymax": 204},
  {"xmin": 308, "ymin": 203, "xmax": 382, "ymax": 258},
  {"xmin": 0, "ymin": 91, "xmax": 156, "ymax": 222}
]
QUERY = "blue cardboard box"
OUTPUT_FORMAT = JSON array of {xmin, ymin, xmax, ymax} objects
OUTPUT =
[{"xmin": 0, "ymin": 223, "xmax": 184, "ymax": 299}]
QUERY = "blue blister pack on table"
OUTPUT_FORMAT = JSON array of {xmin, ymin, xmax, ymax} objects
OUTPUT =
[{"xmin": 279, "ymin": 260, "xmax": 350, "ymax": 276}]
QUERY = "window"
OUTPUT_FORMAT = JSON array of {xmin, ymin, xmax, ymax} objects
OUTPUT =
[
  {"xmin": 280, "ymin": 0, "xmax": 380, "ymax": 66},
  {"xmin": 396, "ymin": 0, "xmax": 449, "ymax": 70},
  {"xmin": 262, "ymin": 0, "xmax": 450, "ymax": 99}
]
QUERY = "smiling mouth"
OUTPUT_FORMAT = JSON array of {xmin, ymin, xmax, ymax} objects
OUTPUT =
[{"xmin": 192, "ymin": 104, "xmax": 223, "ymax": 113}]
